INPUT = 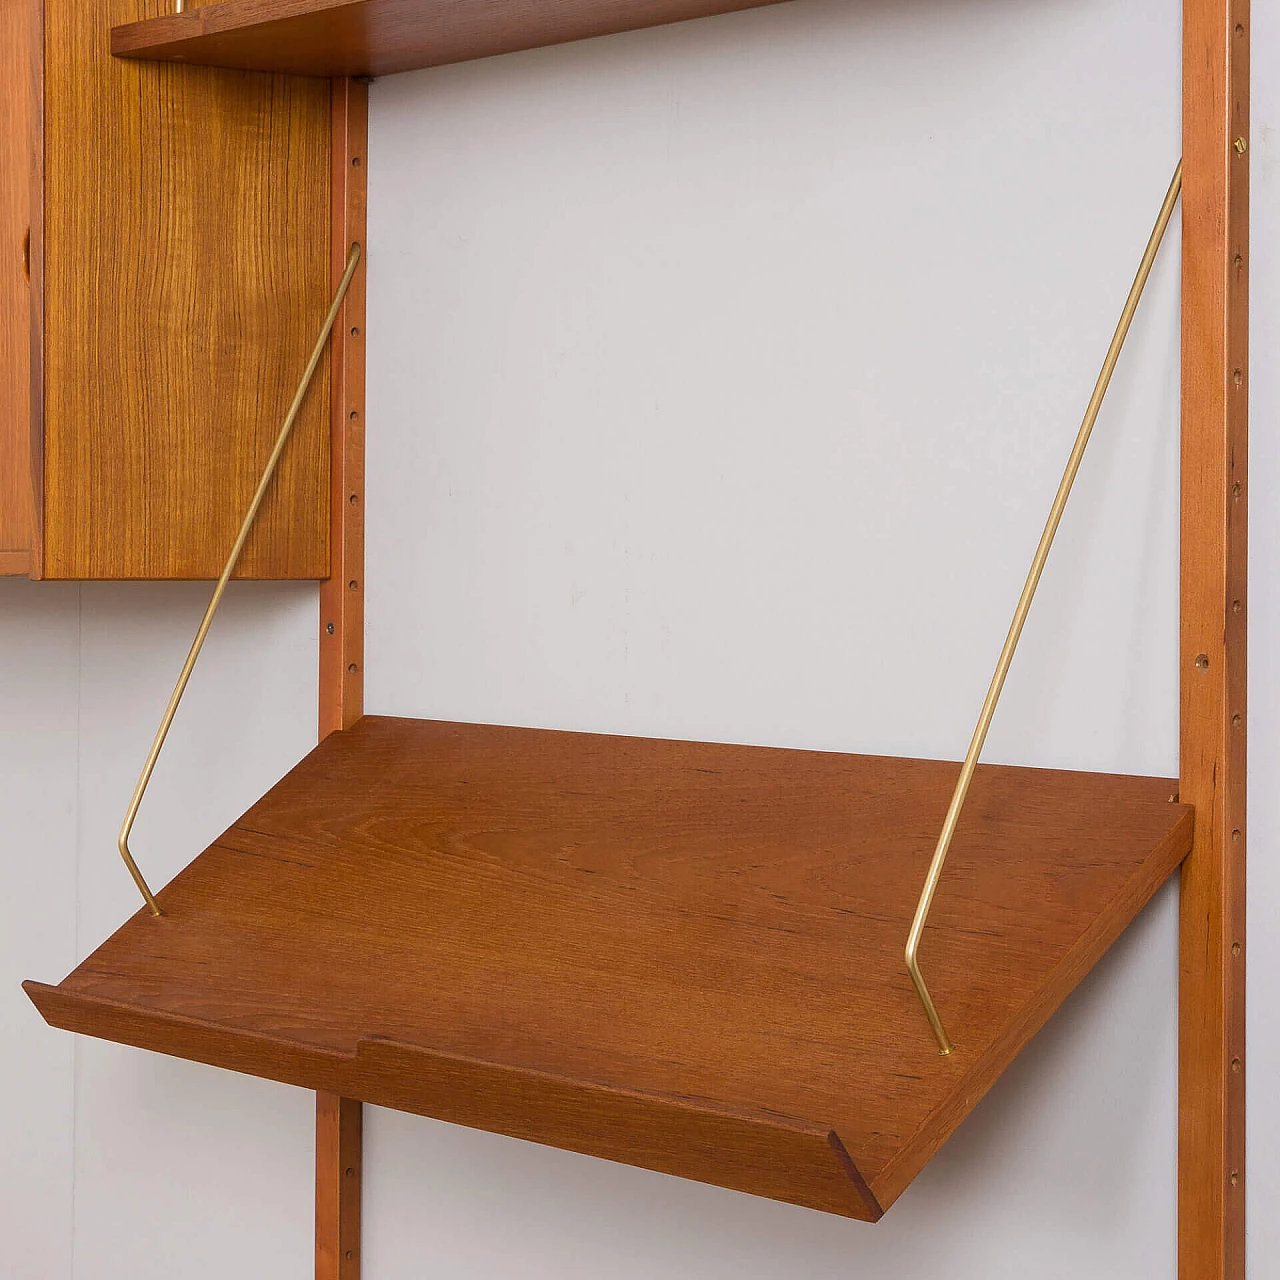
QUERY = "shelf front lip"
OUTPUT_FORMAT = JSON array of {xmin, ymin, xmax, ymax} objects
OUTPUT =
[
  {"xmin": 109, "ymin": 0, "xmax": 796, "ymax": 78},
  {"xmin": 22, "ymin": 978, "xmax": 882, "ymax": 1221}
]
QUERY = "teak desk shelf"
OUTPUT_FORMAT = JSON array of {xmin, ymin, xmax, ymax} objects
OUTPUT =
[
  {"xmin": 19, "ymin": 0, "xmax": 1248, "ymax": 1276},
  {"xmin": 26, "ymin": 716, "xmax": 1193, "ymax": 1221}
]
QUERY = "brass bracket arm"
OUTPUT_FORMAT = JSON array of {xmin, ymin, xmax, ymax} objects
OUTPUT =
[
  {"xmin": 117, "ymin": 243, "xmax": 364, "ymax": 917},
  {"xmin": 906, "ymin": 164, "xmax": 1183, "ymax": 1055}
]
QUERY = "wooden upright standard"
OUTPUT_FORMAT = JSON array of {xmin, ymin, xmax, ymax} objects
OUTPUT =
[
  {"xmin": 316, "ymin": 77, "xmax": 369, "ymax": 1280},
  {"xmin": 316, "ymin": 1092, "xmax": 362, "ymax": 1280},
  {"xmin": 320, "ymin": 77, "xmax": 369, "ymax": 742},
  {"xmin": 9, "ymin": 0, "xmax": 1244, "ymax": 1268},
  {"xmin": 1179, "ymin": 1, "xmax": 1248, "ymax": 1277}
]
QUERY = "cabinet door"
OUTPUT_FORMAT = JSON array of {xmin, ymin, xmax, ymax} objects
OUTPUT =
[{"xmin": 4, "ymin": 0, "xmax": 333, "ymax": 581}]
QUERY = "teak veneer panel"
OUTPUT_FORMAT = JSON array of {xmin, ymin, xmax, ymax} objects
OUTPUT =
[
  {"xmin": 111, "ymin": 0, "xmax": 797, "ymax": 78},
  {"xmin": 43, "ymin": 0, "xmax": 332, "ymax": 579},
  {"xmin": 2, "ymin": 0, "xmax": 332, "ymax": 579},
  {"xmin": 319, "ymin": 78, "xmax": 367, "ymax": 737},
  {"xmin": 26, "ymin": 717, "xmax": 1193, "ymax": 1219}
]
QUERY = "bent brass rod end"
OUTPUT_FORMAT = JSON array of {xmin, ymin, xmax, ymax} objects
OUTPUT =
[
  {"xmin": 904, "ymin": 162, "xmax": 1182, "ymax": 1054},
  {"xmin": 116, "ymin": 244, "xmax": 364, "ymax": 918}
]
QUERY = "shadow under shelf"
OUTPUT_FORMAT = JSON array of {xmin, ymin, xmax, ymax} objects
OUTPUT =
[{"xmin": 25, "ymin": 716, "xmax": 1191, "ymax": 1220}]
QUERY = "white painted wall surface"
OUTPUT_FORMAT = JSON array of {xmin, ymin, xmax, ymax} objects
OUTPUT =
[
  {"xmin": 2, "ymin": 0, "xmax": 1276, "ymax": 1273},
  {"xmin": 2, "ymin": 584, "xmax": 319, "ymax": 1279}
]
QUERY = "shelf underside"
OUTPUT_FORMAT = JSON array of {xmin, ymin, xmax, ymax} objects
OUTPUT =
[
  {"xmin": 112, "ymin": 0, "xmax": 796, "ymax": 77},
  {"xmin": 26, "ymin": 717, "xmax": 1192, "ymax": 1220}
]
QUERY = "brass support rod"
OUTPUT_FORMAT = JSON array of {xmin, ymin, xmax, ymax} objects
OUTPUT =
[
  {"xmin": 905, "ymin": 163, "xmax": 1183, "ymax": 1055},
  {"xmin": 117, "ymin": 243, "xmax": 363, "ymax": 917}
]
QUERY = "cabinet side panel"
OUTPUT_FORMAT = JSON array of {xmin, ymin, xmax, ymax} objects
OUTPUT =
[
  {"xmin": 0, "ymin": 0, "xmax": 39, "ymax": 574},
  {"xmin": 41, "ymin": 0, "xmax": 331, "ymax": 580}
]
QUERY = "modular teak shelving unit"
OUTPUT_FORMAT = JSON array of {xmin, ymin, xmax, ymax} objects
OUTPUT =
[{"xmin": 13, "ymin": 1, "xmax": 1247, "ymax": 1277}]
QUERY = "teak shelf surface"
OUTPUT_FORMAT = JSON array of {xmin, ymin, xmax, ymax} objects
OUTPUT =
[
  {"xmin": 111, "ymin": 0, "xmax": 796, "ymax": 78},
  {"xmin": 27, "ymin": 716, "xmax": 1192, "ymax": 1219}
]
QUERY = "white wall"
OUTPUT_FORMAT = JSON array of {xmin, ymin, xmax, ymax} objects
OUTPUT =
[
  {"xmin": 2, "ymin": 582, "xmax": 319, "ymax": 1279},
  {"xmin": 2, "ymin": 0, "xmax": 1275, "ymax": 1274}
]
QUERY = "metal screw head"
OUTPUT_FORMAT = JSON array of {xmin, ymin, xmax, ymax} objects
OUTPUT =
[
  {"xmin": 326, "ymin": 622, "xmax": 335, "ymax": 635},
  {"xmin": 1235, "ymin": 136, "xmax": 1248, "ymax": 155}
]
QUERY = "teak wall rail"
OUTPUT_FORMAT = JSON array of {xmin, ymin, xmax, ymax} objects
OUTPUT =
[
  {"xmin": 318, "ymin": 77, "xmax": 368, "ymax": 1280},
  {"xmin": 1180, "ymin": 0, "xmax": 1248, "ymax": 1275},
  {"xmin": 1, "ymin": 0, "xmax": 333, "ymax": 579}
]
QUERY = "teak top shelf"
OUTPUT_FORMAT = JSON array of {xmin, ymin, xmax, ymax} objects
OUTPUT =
[
  {"xmin": 111, "ymin": 0, "xmax": 797, "ymax": 77},
  {"xmin": 28, "ymin": 717, "xmax": 1192, "ymax": 1219}
]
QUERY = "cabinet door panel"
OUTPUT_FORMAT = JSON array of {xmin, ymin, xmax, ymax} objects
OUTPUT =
[{"xmin": 40, "ymin": 0, "xmax": 331, "ymax": 580}]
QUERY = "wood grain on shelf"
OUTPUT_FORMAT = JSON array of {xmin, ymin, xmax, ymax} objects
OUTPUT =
[
  {"xmin": 0, "ymin": 0, "xmax": 39, "ymax": 573},
  {"xmin": 40, "ymin": 0, "xmax": 331, "ymax": 579},
  {"xmin": 111, "ymin": 0, "xmax": 796, "ymax": 78},
  {"xmin": 316, "ymin": 1092, "xmax": 362, "ymax": 1280},
  {"xmin": 1179, "ymin": 0, "xmax": 1248, "ymax": 1276},
  {"xmin": 26, "ymin": 717, "xmax": 1192, "ymax": 1218},
  {"xmin": 319, "ymin": 80, "xmax": 367, "ymax": 738}
]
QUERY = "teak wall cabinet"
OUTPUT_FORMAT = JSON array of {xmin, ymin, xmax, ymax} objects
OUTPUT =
[
  {"xmin": 16, "ymin": 0, "xmax": 1249, "ymax": 1277},
  {"xmin": 0, "ymin": 0, "xmax": 332, "ymax": 580}
]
